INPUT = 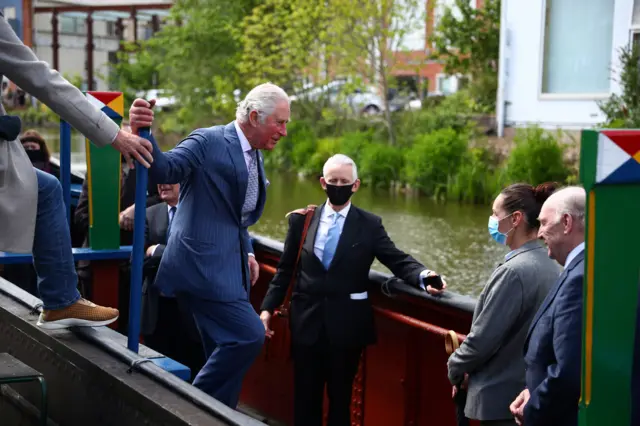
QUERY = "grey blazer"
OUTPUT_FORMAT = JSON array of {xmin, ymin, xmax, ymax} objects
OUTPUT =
[
  {"xmin": 0, "ymin": 11, "xmax": 119, "ymax": 253},
  {"xmin": 447, "ymin": 240, "xmax": 561, "ymax": 421}
]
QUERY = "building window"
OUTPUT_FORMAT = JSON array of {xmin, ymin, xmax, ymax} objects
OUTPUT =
[
  {"xmin": 436, "ymin": 74, "xmax": 457, "ymax": 95},
  {"xmin": 633, "ymin": 0, "xmax": 640, "ymax": 26},
  {"xmin": 541, "ymin": 0, "xmax": 614, "ymax": 95},
  {"xmin": 60, "ymin": 15, "xmax": 86, "ymax": 34}
]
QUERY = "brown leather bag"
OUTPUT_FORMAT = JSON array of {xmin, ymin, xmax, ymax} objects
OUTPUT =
[{"xmin": 274, "ymin": 204, "xmax": 316, "ymax": 319}]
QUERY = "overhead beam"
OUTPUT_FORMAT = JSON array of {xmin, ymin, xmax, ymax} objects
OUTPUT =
[{"xmin": 34, "ymin": 4, "xmax": 172, "ymax": 13}]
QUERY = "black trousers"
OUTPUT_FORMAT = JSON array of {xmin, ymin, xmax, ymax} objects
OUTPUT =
[
  {"xmin": 143, "ymin": 296, "xmax": 205, "ymax": 382},
  {"xmin": 292, "ymin": 331, "xmax": 363, "ymax": 426}
]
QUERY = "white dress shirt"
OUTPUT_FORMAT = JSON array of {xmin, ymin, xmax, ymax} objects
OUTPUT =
[
  {"xmin": 313, "ymin": 201, "xmax": 351, "ymax": 262},
  {"xmin": 234, "ymin": 120, "xmax": 255, "ymax": 170},
  {"xmin": 564, "ymin": 242, "xmax": 585, "ymax": 269}
]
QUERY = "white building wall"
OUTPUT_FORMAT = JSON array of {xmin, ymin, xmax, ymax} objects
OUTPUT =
[
  {"xmin": 503, "ymin": 0, "xmax": 635, "ymax": 130},
  {"xmin": 32, "ymin": 12, "xmax": 134, "ymax": 91}
]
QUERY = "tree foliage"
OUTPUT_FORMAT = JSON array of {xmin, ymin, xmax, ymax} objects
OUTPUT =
[
  {"xmin": 429, "ymin": 0, "xmax": 500, "ymax": 110},
  {"xmin": 329, "ymin": 0, "xmax": 424, "ymax": 144},
  {"xmin": 598, "ymin": 43, "xmax": 640, "ymax": 128},
  {"xmin": 112, "ymin": 0, "xmax": 426, "ymax": 140},
  {"xmin": 238, "ymin": 0, "xmax": 333, "ymax": 89}
]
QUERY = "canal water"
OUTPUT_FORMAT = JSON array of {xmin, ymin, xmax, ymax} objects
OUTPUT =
[
  {"xmin": 41, "ymin": 129, "xmax": 508, "ymax": 297},
  {"xmin": 253, "ymin": 172, "xmax": 508, "ymax": 297}
]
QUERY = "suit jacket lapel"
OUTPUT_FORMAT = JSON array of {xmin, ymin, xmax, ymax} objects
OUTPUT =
[
  {"xmin": 329, "ymin": 206, "xmax": 360, "ymax": 270},
  {"xmin": 158, "ymin": 205, "xmax": 169, "ymax": 243},
  {"xmin": 303, "ymin": 203, "xmax": 324, "ymax": 256},
  {"xmin": 224, "ymin": 122, "xmax": 248, "ymax": 220},
  {"xmin": 524, "ymin": 250, "xmax": 585, "ymax": 349}
]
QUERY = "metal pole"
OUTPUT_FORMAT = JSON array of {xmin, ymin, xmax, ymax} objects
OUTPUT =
[
  {"xmin": 126, "ymin": 128, "xmax": 149, "ymax": 353},
  {"xmin": 495, "ymin": 0, "xmax": 508, "ymax": 138},
  {"xmin": 59, "ymin": 120, "xmax": 72, "ymax": 224}
]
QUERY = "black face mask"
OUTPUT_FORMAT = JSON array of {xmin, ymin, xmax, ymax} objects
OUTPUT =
[
  {"xmin": 26, "ymin": 149, "xmax": 47, "ymax": 167},
  {"xmin": 325, "ymin": 183, "xmax": 355, "ymax": 206}
]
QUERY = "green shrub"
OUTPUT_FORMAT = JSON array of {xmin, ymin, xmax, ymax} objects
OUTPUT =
[
  {"xmin": 339, "ymin": 131, "xmax": 377, "ymax": 163},
  {"xmin": 404, "ymin": 128, "xmax": 469, "ymax": 197},
  {"xmin": 448, "ymin": 147, "xmax": 503, "ymax": 204},
  {"xmin": 263, "ymin": 119, "xmax": 317, "ymax": 171},
  {"xmin": 358, "ymin": 143, "xmax": 405, "ymax": 188},
  {"xmin": 305, "ymin": 137, "xmax": 342, "ymax": 177},
  {"xmin": 503, "ymin": 127, "xmax": 570, "ymax": 185}
]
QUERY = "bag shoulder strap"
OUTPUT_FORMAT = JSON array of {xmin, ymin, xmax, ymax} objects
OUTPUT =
[{"xmin": 275, "ymin": 204, "xmax": 317, "ymax": 317}]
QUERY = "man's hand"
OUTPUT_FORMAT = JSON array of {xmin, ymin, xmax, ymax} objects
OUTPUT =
[
  {"xmin": 248, "ymin": 255, "xmax": 259, "ymax": 286},
  {"xmin": 119, "ymin": 205, "xmax": 135, "ymax": 231},
  {"xmin": 425, "ymin": 271, "xmax": 448, "ymax": 295},
  {"xmin": 451, "ymin": 373, "xmax": 469, "ymax": 398},
  {"xmin": 510, "ymin": 388, "xmax": 530, "ymax": 425},
  {"xmin": 146, "ymin": 245, "xmax": 158, "ymax": 257},
  {"xmin": 260, "ymin": 311, "xmax": 275, "ymax": 338},
  {"xmin": 129, "ymin": 98, "xmax": 156, "ymax": 135},
  {"xmin": 112, "ymin": 129, "xmax": 153, "ymax": 169}
]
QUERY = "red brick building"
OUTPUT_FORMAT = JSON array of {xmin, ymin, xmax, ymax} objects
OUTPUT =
[{"xmin": 392, "ymin": 0, "xmax": 484, "ymax": 96}]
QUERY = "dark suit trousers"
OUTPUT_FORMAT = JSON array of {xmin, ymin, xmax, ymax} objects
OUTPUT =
[
  {"xmin": 180, "ymin": 294, "xmax": 265, "ymax": 408},
  {"xmin": 292, "ymin": 329, "xmax": 363, "ymax": 426},
  {"xmin": 143, "ymin": 295, "xmax": 205, "ymax": 382}
]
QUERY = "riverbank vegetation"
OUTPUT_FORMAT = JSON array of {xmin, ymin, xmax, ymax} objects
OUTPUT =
[
  {"xmin": 8, "ymin": 0, "xmax": 578, "ymax": 205},
  {"xmin": 262, "ymin": 90, "xmax": 574, "ymax": 204}
]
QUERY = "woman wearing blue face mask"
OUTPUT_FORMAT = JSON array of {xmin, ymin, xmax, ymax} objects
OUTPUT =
[{"xmin": 447, "ymin": 182, "xmax": 562, "ymax": 426}]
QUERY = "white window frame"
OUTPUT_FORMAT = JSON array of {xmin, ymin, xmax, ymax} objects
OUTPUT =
[
  {"xmin": 537, "ymin": 0, "xmax": 613, "ymax": 101},
  {"xmin": 435, "ymin": 73, "xmax": 459, "ymax": 95},
  {"xmin": 631, "ymin": 0, "xmax": 640, "ymax": 46}
]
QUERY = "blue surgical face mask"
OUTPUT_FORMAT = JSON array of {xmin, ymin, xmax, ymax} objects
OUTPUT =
[{"xmin": 488, "ymin": 214, "xmax": 513, "ymax": 245}]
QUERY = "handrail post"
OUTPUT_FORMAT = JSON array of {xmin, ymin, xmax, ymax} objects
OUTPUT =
[
  {"xmin": 59, "ymin": 120, "xmax": 72, "ymax": 224},
  {"xmin": 126, "ymin": 128, "xmax": 150, "ymax": 353}
]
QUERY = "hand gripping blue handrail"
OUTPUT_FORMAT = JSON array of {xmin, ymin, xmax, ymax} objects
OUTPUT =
[{"xmin": 126, "ymin": 128, "xmax": 150, "ymax": 353}]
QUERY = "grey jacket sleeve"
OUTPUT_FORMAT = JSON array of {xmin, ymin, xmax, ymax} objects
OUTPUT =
[
  {"xmin": 447, "ymin": 266, "xmax": 524, "ymax": 384},
  {"xmin": 0, "ymin": 15, "xmax": 119, "ymax": 147}
]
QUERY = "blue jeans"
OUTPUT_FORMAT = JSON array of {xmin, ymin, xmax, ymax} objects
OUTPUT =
[{"xmin": 33, "ymin": 168, "xmax": 81, "ymax": 310}]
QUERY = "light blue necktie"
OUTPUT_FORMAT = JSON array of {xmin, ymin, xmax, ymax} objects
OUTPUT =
[{"xmin": 322, "ymin": 213, "xmax": 341, "ymax": 270}]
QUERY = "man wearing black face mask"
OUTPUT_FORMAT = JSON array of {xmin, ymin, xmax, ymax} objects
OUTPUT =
[
  {"xmin": 20, "ymin": 130, "xmax": 51, "ymax": 172},
  {"xmin": 260, "ymin": 154, "xmax": 447, "ymax": 426}
]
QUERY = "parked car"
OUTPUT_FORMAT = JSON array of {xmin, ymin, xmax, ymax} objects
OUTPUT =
[{"xmin": 290, "ymin": 80, "xmax": 385, "ymax": 116}]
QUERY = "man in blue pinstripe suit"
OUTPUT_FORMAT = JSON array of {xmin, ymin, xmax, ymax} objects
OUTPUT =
[{"xmin": 128, "ymin": 83, "xmax": 290, "ymax": 408}]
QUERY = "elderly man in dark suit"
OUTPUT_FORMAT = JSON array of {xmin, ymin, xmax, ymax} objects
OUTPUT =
[
  {"xmin": 140, "ymin": 182, "xmax": 205, "ymax": 379},
  {"xmin": 128, "ymin": 83, "xmax": 288, "ymax": 408},
  {"xmin": 510, "ymin": 186, "xmax": 586, "ymax": 426},
  {"xmin": 260, "ymin": 154, "xmax": 447, "ymax": 426},
  {"xmin": 0, "ymin": 10, "xmax": 152, "ymax": 329}
]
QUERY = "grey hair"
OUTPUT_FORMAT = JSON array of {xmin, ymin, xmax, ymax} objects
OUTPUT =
[
  {"xmin": 323, "ymin": 154, "xmax": 358, "ymax": 182},
  {"xmin": 550, "ymin": 186, "xmax": 586, "ymax": 229},
  {"xmin": 235, "ymin": 83, "xmax": 290, "ymax": 124}
]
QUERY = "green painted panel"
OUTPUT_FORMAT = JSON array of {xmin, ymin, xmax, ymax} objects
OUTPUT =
[
  {"xmin": 87, "ymin": 118, "xmax": 122, "ymax": 250},
  {"xmin": 579, "ymin": 130, "xmax": 598, "ymax": 193},
  {"xmin": 579, "ymin": 186, "xmax": 640, "ymax": 425}
]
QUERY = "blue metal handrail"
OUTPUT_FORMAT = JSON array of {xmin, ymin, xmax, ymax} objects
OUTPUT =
[
  {"xmin": 126, "ymin": 128, "xmax": 150, "ymax": 353},
  {"xmin": 57, "ymin": 122, "xmax": 148, "ymax": 354},
  {"xmin": 59, "ymin": 120, "xmax": 72, "ymax": 224}
]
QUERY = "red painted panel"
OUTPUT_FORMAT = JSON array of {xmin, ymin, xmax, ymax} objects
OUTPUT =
[{"xmin": 90, "ymin": 261, "xmax": 120, "ymax": 331}]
